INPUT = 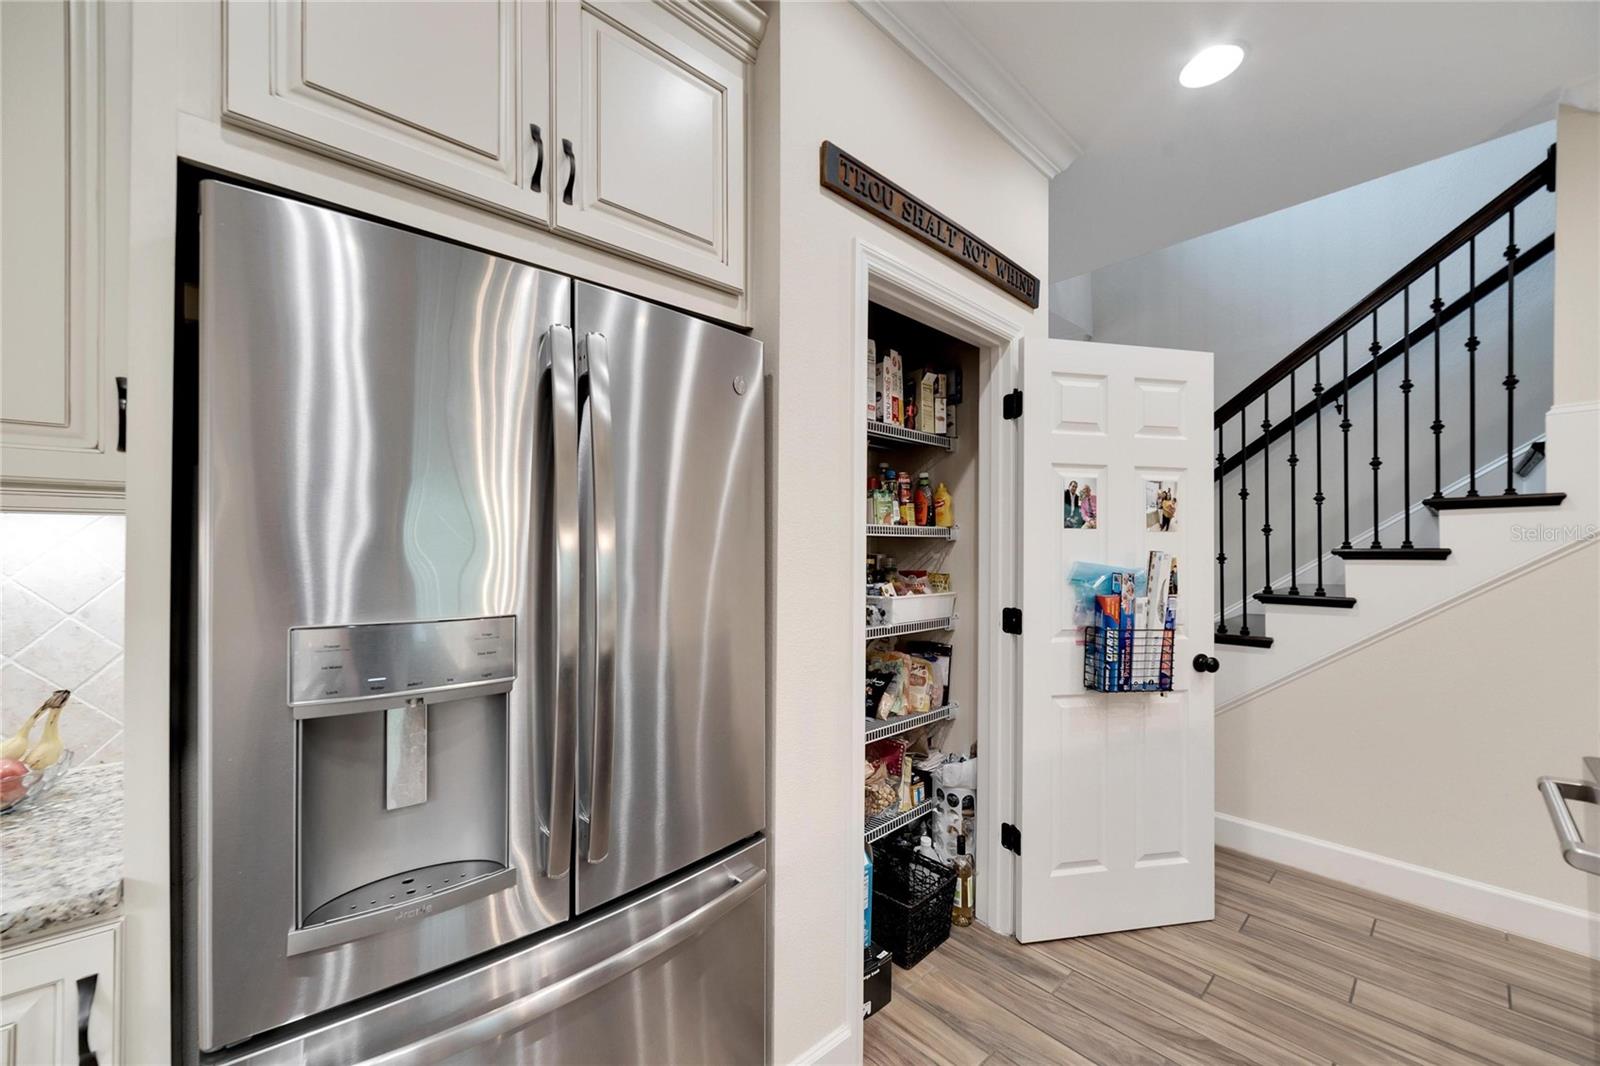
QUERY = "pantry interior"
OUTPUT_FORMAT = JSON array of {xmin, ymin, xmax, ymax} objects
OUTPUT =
[{"xmin": 860, "ymin": 291, "xmax": 1011, "ymax": 1013}]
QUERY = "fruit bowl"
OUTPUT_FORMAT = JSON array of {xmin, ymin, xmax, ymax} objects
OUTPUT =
[{"xmin": 0, "ymin": 750, "xmax": 75, "ymax": 815}]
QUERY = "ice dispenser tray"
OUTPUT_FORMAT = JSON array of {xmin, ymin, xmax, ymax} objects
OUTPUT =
[{"xmin": 288, "ymin": 617, "xmax": 518, "ymax": 956}]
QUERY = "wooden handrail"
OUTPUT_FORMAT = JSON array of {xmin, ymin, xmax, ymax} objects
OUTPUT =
[
  {"xmin": 1214, "ymin": 147, "xmax": 1555, "ymax": 428},
  {"xmin": 1215, "ymin": 232, "xmax": 1555, "ymax": 480}
]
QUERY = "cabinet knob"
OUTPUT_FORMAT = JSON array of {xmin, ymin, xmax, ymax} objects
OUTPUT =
[{"xmin": 1192, "ymin": 654, "xmax": 1220, "ymax": 674}]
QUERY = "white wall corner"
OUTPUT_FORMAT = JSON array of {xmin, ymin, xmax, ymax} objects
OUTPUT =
[
  {"xmin": 1560, "ymin": 74, "xmax": 1600, "ymax": 113},
  {"xmin": 1048, "ymin": 275, "xmax": 1093, "ymax": 339},
  {"xmin": 850, "ymin": 0, "xmax": 1080, "ymax": 178},
  {"xmin": 1217, "ymin": 814, "xmax": 1600, "ymax": 959}
]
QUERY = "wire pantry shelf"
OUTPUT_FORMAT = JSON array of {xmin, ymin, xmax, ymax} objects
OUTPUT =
[
  {"xmin": 867, "ymin": 523, "xmax": 958, "ymax": 541},
  {"xmin": 866, "ymin": 616, "xmax": 956, "ymax": 641},
  {"xmin": 865, "ymin": 702, "xmax": 956, "ymax": 744},
  {"xmin": 865, "ymin": 799, "xmax": 936, "ymax": 844},
  {"xmin": 867, "ymin": 421, "xmax": 954, "ymax": 452}
]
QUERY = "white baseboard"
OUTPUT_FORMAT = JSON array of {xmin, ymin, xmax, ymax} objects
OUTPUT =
[
  {"xmin": 790, "ymin": 1023, "xmax": 852, "ymax": 1066},
  {"xmin": 1216, "ymin": 813, "xmax": 1600, "ymax": 959}
]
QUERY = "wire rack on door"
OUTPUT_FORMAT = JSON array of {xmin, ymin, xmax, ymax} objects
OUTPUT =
[{"xmin": 1082, "ymin": 626, "xmax": 1176, "ymax": 693}]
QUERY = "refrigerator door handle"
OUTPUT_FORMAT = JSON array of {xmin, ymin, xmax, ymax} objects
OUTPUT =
[
  {"xmin": 581, "ymin": 331, "xmax": 618, "ymax": 865},
  {"xmin": 546, "ymin": 325, "xmax": 579, "ymax": 880},
  {"xmin": 362, "ymin": 867, "xmax": 767, "ymax": 1066}
]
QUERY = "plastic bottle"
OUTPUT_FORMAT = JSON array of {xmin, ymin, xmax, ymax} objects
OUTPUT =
[
  {"xmin": 952, "ymin": 834, "xmax": 974, "ymax": 927},
  {"xmin": 914, "ymin": 835, "xmax": 940, "ymax": 863},
  {"xmin": 898, "ymin": 471, "xmax": 913, "ymax": 526},
  {"xmin": 933, "ymin": 481, "xmax": 954, "ymax": 528},
  {"xmin": 914, "ymin": 473, "xmax": 932, "ymax": 526}
]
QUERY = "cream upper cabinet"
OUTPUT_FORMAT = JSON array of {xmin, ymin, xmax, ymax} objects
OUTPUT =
[
  {"xmin": 223, "ymin": 0, "xmax": 552, "ymax": 224},
  {"xmin": 0, "ymin": 0, "xmax": 129, "ymax": 510},
  {"xmin": 552, "ymin": 1, "xmax": 747, "ymax": 291}
]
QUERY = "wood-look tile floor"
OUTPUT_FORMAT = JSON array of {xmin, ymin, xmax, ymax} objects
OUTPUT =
[{"xmin": 865, "ymin": 848, "xmax": 1600, "ymax": 1065}]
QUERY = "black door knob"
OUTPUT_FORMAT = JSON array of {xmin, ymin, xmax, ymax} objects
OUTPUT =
[{"xmin": 1192, "ymin": 654, "xmax": 1220, "ymax": 673}]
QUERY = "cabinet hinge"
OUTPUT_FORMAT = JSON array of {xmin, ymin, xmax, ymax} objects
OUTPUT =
[
  {"xmin": 1002, "ymin": 389, "xmax": 1023, "ymax": 420},
  {"xmin": 1001, "ymin": 607, "xmax": 1022, "ymax": 635},
  {"xmin": 1001, "ymin": 823, "xmax": 1021, "ymax": 855}
]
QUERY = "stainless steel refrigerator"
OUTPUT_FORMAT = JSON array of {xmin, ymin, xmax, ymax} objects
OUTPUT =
[{"xmin": 180, "ymin": 181, "xmax": 766, "ymax": 1062}]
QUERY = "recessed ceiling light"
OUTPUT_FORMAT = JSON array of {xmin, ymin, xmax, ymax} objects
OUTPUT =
[{"xmin": 1179, "ymin": 44, "xmax": 1245, "ymax": 89}]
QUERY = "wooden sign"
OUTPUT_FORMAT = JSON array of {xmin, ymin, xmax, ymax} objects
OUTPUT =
[{"xmin": 819, "ymin": 141, "xmax": 1040, "ymax": 309}]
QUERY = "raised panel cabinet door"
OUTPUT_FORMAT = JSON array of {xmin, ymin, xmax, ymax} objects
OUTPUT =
[
  {"xmin": 0, "ymin": 0, "xmax": 128, "ymax": 508},
  {"xmin": 553, "ymin": 1, "xmax": 745, "ymax": 291},
  {"xmin": 0, "ymin": 984, "xmax": 58, "ymax": 1066},
  {"xmin": 223, "ymin": 0, "xmax": 551, "ymax": 224},
  {"xmin": 0, "ymin": 922, "xmax": 119, "ymax": 1066}
]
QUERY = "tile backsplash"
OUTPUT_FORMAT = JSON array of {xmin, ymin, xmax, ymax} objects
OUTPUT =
[{"xmin": 1, "ymin": 514, "xmax": 124, "ymax": 765}]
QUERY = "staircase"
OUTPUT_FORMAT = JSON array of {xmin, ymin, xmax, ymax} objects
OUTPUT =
[{"xmin": 1211, "ymin": 146, "xmax": 1593, "ymax": 705}]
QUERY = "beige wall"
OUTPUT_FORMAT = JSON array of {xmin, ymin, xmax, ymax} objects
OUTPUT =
[
  {"xmin": 1218, "ymin": 540, "xmax": 1600, "ymax": 912},
  {"xmin": 753, "ymin": 4, "xmax": 1050, "ymax": 1060},
  {"xmin": 1553, "ymin": 105, "xmax": 1600, "ymax": 410}
]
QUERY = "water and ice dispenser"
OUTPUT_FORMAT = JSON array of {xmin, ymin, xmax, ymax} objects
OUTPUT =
[{"xmin": 286, "ymin": 617, "xmax": 518, "ymax": 955}]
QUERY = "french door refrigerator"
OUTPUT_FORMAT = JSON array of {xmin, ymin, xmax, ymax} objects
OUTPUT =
[{"xmin": 181, "ymin": 181, "xmax": 766, "ymax": 1063}]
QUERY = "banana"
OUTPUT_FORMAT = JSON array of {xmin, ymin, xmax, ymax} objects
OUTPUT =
[
  {"xmin": 1, "ymin": 690, "xmax": 69, "ymax": 762},
  {"xmin": 22, "ymin": 699, "xmax": 70, "ymax": 772}
]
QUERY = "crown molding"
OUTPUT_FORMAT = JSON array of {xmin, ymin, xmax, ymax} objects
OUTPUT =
[
  {"xmin": 661, "ymin": 1, "xmax": 768, "ymax": 63},
  {"xmin": 852, "ymin": 0, "xmax": 1080, "ymax": 178}
]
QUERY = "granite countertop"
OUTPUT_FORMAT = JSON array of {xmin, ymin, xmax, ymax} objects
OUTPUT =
[{"xmin": 1, "ymin": 763, "xmax": 123, "ymax": 945}]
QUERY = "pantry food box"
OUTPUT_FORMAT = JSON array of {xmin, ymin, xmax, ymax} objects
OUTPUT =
[{"xmin": 877, "ymin": 349, "xmax": 904, "ymax": 425}]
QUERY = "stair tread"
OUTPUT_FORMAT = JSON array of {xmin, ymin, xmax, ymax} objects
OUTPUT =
[
  {"xmin": 1426, "ymin": 491, "xmax": 1566, "ymax": 512},
  {"xmin": 1215, "ymin": 613, "xmax": 1273, "ymax": 648},
  {"xmin": 1255, "ymin": 586, "xmax": 1356, "ymax": 608},
  {"xmin": 1332, "ymin": 546, "xmax": 1452, "ymax": 560}
]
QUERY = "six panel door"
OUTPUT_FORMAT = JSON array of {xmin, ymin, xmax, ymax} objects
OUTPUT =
[
  {"xmin": 552, "ymin": 0, "xmax": 745, "ymax": 290},
  {"xmin": 224, "ymin": 0, "xmax": 551, "ymax": 225},
  {"xmin": 1015, "ymin": 339, "xmax": 1217, "ymax": 943}
]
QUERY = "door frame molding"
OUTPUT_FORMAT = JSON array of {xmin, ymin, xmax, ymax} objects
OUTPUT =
[{"xmin": 851, "ymin": 239, "xmax": 1027, "ymax": 938}]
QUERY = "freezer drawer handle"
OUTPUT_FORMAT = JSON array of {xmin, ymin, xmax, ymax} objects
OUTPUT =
[
  {"xmin": 1537, "ymin": 775, "xmax": 1600, "ymax": 876},
  {"xmin": 361, "ymin": 868, "xmax": 767, "ymax": 1065}
]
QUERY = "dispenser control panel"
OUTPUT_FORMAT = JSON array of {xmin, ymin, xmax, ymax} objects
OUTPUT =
[{"xmin": 289, "ymin": 616, "xmax": 515, "ymax": 705}]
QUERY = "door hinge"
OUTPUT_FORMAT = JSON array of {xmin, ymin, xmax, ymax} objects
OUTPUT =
[
  {"xmin": 1002, "ymin": 389, "xmax": 1023, "ymax": 420},
  {"xmin": 1001, "ymin": 607, "xmax": 1022, "ymax": 635},
  {"xmin": 1001, "ymin": 823, "xmax": 1021, "ymax": 854},
  {"xmin": 116, "ymin": 377, "xmax": 128, "ymax": 453}
]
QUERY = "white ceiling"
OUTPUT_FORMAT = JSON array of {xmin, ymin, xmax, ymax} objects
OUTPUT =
[{"xmin": 892, "ymin": 2, "xmax": 1600, "ymax": 281}]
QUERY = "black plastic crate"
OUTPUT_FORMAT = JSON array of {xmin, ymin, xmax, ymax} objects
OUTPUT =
[{"xmin": 870, "ymin": 843, "xmax": 955, "ymax": 968}]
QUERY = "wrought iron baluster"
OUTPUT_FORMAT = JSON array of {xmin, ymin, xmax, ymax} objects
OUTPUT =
[
  {"xmin": 1369, "ymin": 310, "xmax": 1383, "ymax": 549},
  {"xmin": 1313, "ymin": 350, "xmax": 1327, "ymax": 596},
  {"xmin": 1466, "ymin": 236, "xmax": 1479, "ymax": 497},
  {"xmin": 1287, "ymin": 370, "xmax": 1299, "ymax": 595},
  {"xmin": 1339, "ymin": 334, "xmax": 1353, "ymax": 550},
  {"xmin": 1238, "ymin": 414, "xmax": 1250, "ymax": 636},
  {"xmin": 1400, "ymin": 286, "xmax": 1414, "ymax": 548},
  {"xmin": 1504, "ymin": 207, "xmax": 1519, "ymax": 495},
  {"xmin": 1216, "ymin": 425, "xmax": 1228, "ymax": 634},
  {"xmin": 1430, "ymin": 264, "xmax": 1444, "ymax": 500},
  {"xmin": 1260, "ymin": 393, "xmax": 1273, "ymax": 595}
]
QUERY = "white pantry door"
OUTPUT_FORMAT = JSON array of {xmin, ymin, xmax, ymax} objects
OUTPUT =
[{"xmin": 1014, "ymin": 339, "xmax": 1216, "ymax": 942}]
